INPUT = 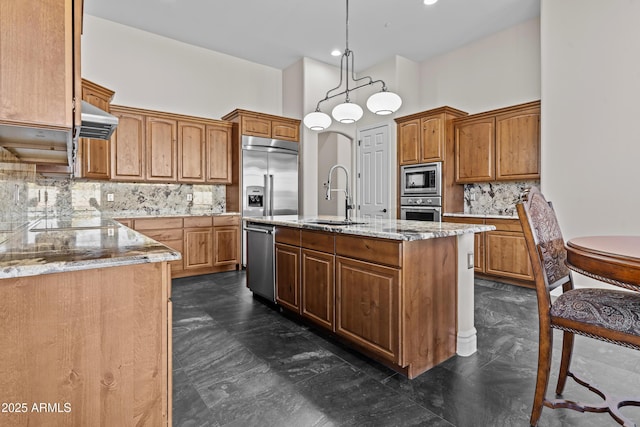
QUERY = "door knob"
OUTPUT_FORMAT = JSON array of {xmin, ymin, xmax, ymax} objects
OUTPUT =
[{"xmin": 381, "ymin": 209, "xmax": 387, "ymax": 213}]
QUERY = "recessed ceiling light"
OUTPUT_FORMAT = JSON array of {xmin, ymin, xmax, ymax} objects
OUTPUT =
[
  {"xmin": 331, "ymin": 49, "xmax": 342, "ymax": 57},
  {"xmin": 424, "ymin": 0, "xmax": 438, "ymax": 5}
]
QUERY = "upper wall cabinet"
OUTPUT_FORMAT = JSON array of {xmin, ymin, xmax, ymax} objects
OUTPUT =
[
  {"xmin": 224, "ymin": 109, "xmax": 301, "ymax": 143},
  {"xmin": 454, "ymin": 101, "xmax": 540, "ymax": 183},
  {"xmin": 110, "ymin": 105, "xmax": 233, "ymax": 184},
  {"xmin": 0, "ymin": 0, "xmax": 81, "ymax": 165},
  {"xmin": 395, "ymin": 107, "xmax": 467, "ymax": 166},
  {"xmin": 76, "ymin": 79, "xmax": 115, "ymax": 180}
]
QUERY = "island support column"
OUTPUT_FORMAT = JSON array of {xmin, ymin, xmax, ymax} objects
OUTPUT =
[{"xmin": 456, "ymin": 233, "xmax": 477, "ymax": 356}]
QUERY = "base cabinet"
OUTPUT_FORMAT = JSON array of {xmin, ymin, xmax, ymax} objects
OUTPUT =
[
  {"xmin": 335, "ymin": 256, "xmax": 400, "ymax": 363},
  {"xmin": 271, "ymin": 226, "xmax": 457, "ymax": 378},
  {"xmin": 275, "ymin": 243, "xmax": 301, "ymax": 312}
]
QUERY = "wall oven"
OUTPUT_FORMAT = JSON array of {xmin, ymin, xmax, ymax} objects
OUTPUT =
[
  {"xmin": 400, "ymin": 162, "xmax": 443, "ymax": 221},
  {"xmin": 400, "ymin": 162, "xmax": 441, "ymax": 197}
]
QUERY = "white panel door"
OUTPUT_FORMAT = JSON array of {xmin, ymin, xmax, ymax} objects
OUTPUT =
[{"xmin": 358, "ymin": 125, "xmax": 390, "ymax": 219}]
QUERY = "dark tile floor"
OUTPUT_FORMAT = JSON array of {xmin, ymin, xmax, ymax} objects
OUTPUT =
[{"xmin": 171, "ymin": 272, "xmax": 640, "ymax": 427}]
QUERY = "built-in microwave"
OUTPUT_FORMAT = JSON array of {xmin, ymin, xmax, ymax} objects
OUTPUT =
[{"xmin": 400, "ymin": 162, "xmax": 442, "ymax": 197}]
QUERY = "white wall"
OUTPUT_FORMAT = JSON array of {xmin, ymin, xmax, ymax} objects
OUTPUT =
[
  {"xmin": 82, "ymin": 15, "xmax": 282, "ymax": 118},
  {"xmin": 541, "ymin": 0, "xmax": 640, "ymax": 242},
  {"xmin": 419, "ymin": 18, "xmax": 541, "ymax": 114},
  {"xmin": 317, "ymin": 133, "xmax": 352, "ymax": 216}
]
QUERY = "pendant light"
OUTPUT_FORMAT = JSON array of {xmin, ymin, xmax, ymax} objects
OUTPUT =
[{"xmin": 303, "ymin": 0, "xmax": 402, "ymax": 131}]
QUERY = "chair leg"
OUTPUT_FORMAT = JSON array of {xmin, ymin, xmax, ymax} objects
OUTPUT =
[
  {"xmin": 555, "ymin": 331, "xmax": 574, "ymax": 396},
  {"xmin": 531, "ymin": 327, "xmax": 553, "ymax": 426}
]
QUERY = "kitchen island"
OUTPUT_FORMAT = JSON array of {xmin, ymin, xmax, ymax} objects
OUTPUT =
[
  {"xmin": 0, "ymin": 215, "xmax": 179, "ymax": 427},
  {"xmin": 245, "ymin": 215, "xmax": 494, "ymax": 378}
]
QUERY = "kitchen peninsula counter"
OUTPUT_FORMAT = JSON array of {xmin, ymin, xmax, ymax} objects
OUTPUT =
[
  {"xmin": 245, "ymin": 215, "xmax": 494, "ymax": 378},
  {"xmin": 0, "ymin": 214, "xmax": 177, "ymax": 425},
  {"xmin": 0, "ymin": 215, "xmax": 180, "ymax": 279}
]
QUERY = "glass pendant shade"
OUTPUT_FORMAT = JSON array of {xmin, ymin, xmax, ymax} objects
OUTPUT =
[
  {"xmin": 331, "ymin": 102, "xmax": 363, "ymax": 124},
  {"xmin": 303, "ymin": 111, "xmax": 332, "ymax": 131},
  {"xmin": 366, "ymin": 91, "xmax": 402, "ymax": 115}
]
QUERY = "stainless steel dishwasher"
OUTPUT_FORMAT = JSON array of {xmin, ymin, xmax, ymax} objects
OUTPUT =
[{"xmin": 244, "ymin": 221, "xmax": 276, "ymax": 302}]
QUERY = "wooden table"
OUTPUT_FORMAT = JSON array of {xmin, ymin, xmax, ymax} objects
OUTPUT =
[{"xmin": 565, "ymin": 236, "xmax": 640, "ymax": 292}]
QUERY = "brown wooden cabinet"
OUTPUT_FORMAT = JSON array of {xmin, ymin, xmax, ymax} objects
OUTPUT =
[
  {"xmin": 213, "ymin": 215, "xmax": 240, "ymax": 266},
  {"xmin": 76, "ymin": 79, "xmax": 115, "ymax": 179},
  {"xmin": 146, "ymin": 116, "xmax": 178, "ymax": 182},
  {"xmin": 110, "ymin": 106, "xmax": 146, "ymax": 181},
  {"xmin": 110, "ymin": 105, "xmax": 232, "ymax": 184},
  {"xmin": 271, "ymin": 226, "xmax": 456, "ymax": 378},
  {"xmin": 335, "ymin": 256, "xmax": 400, "ymax": 363},
  {"xmin": 395, "ymin": 107, "xmax": 468, "ymax": 217},
  {"xmin": 301, "ymin": 230, "xmax": 335, "ymax": 331},
  {"xmin": 206, "ymin": 125, "xmax": 232, "ymax": 184},
  {"xmin": 0, "ymin": 0, "xmax": 78, "ymax": 135},
  {"xmin": 124, "ymin": 215, "xmax": 240, "ymax": 278},
  {"xmin": 454, "ymin": 101, "xmax": 540, "ymax": 183},
  {"xmin": 178, "ymin": 121, "xmax": 206, "ymax": 183},
  {"xmin": 444, "ymin": 215, "xmax": 533, "ymax": 286},
  {"xmin": 0, "ymin": 261, "xmax": 172, "ymax": 426}
]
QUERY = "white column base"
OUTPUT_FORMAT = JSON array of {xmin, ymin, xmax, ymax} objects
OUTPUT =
[
  {"xmin": 456, "ymin": 233, "xmax": 477, "ymax": 357},
  {"xmin": 457, "ymin": 327, "xmax": 478, "ymax": 356}
]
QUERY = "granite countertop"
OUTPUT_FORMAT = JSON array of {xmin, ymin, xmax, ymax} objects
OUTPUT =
[
  {"xmin": 444, "ymin": 212, "xmax": 518, "ymax": 220},
  {"xmin": 244, "ymin": 215, "xmax": 495, "ymax": 242},
  {"xmin": 0, "ymin": 215, "xmax": 181, "ymax": 279},
  {"xmin": 112, "ymin": 211, "xmax": 241, "ymax": 219}
]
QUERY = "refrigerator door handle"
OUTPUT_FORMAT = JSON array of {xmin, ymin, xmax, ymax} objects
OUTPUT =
[
  {"xmin": 269, "ymin": 175, "xmax": 274, "ymax": 216},
  {"xmin": 264, "ymin": 174, "xmax": 271, "ymax": 216}
]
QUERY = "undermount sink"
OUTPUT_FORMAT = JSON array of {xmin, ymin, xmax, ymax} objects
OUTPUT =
[{"xmin": 304, "ymin": 219, "xmax": 364, "ymax": 226}]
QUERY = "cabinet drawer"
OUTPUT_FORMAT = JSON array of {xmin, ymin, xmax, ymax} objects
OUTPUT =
[
  {"xmin": 488, "ymin": 218, "xmax": 522, "ymax": 232},
  {"xmin": 443, "ymin": 216, "xmax": 484, "ymax": 225},
  {"xmin": 134, "ymin": 217, "xmax": 183, "ymax": 230},
  {"xmin": 213, "ymin": 215, "xmax": 240, "ymax": 226},
  {"xmin": 116, "ymin": 219, "xmax": 133, "ymax": 228},
  {"xmin": 275, "ymin": 226, "xmax": 300, "ymax": 246},
  {"xmin": 336, "ymin": 235, "xmax": 401, "ymax": 267},
  {"xmin": 183, "ymin": 216, "xmax": 213, "ymax": 228},
  {"xmin": 301, "ymin": 230, "xmax": 334, "ymax": 253},
  {"xmin": 142, "ymin": 228, "xmax": 184, "ymax": 241}
]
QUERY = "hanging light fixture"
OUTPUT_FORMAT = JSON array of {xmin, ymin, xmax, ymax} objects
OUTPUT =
[{"xmin": 303, "ymin": 0, "xmax": 402, "ymax": 131}]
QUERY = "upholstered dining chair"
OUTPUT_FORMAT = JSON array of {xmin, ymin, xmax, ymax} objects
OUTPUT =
[{"xmin": 517, "ymin": 187, "xmax": 640, "ymax": 427}]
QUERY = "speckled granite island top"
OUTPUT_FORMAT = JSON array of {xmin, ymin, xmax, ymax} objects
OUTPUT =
[
  {"xmin": 244, "ymin": 215, "xmax": 495, "ymax": 241},
  {"xmin": 0, "ymin": 215, "xmax": 181, "ymax": 279}
]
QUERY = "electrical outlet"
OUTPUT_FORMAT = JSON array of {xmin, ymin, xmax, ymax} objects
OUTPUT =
[
  {"xmin": 107, "ymin": 193, "xmax": 114, "ymax": 202},
  {"xmin": 186, "ymin": 194, "xmax": 193, "ymax": 202},
  {"xmin": 470, "ymin": 193, "xmax": 476, "ymax": 201},
  {"xmin": 467, "ymin": 252, "xmax": 474, "ymax": 269}
]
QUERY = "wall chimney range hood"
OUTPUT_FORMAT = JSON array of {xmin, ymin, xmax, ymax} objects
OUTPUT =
[{"xmin": 78, "ymin": 100, "xmax": 118, "ymax": 140}]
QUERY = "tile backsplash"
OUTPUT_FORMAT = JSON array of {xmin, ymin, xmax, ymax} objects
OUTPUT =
[
  {"xmin": 1, "ymin": 173, "xmax": 226, "ymax": 223},
  {"xmin": 464, "ymin": 180, "xmax": 539, "ymax": 216}
]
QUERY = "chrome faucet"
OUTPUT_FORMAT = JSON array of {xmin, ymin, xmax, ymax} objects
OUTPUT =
[{"xmin": 325, "ymin": 164, "xmax": 354, "ymax": 222}]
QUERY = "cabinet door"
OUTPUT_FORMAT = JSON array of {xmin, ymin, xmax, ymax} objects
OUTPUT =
[
  {"xmin": 111, "ymin": 110, "xmax": 146, "ymax": 181},
  {"xmin": 301, "ymin": 249, "xmax": 334, "ymax": 331},
  {"xmin": 485, "ymin": 231, "xmax": 533, "ymax": 281},
  {"xmin": 242, "ymin": 116, "xmax": 271, "ymax": 138},
  {"xmin": 0, "ymin": 0, "xmax": 74, "ymax": 129},
  {"xmin": 146, "ymin": 117, "xmax": 177, "ymax": 182},
  {"xmin": 272, "ymin": 120, "xmax": 299, "ymax": 142},
  {"xmin": 421, "ymin": 114, "xmax": 444, "ymax": 162},
  {"xmin": 79, "ymin": 85, "xmax": 113, "ymax": 179},
  {"xmin": 495, "ymin": 106, "xmax": 540, "ymax": 180},
  {"xmin": 183, "ymin": 228, "xmax": 214, "ymax": 270},
  {"xmin": 398, "ymin": 119, "xmax": 420, "ymax": 165},
  {"xmin": 206, "ymin": 125, "xmax": 232, "ymax": 183},
  {"xmin": 454, "ymin": 116, "xmax": 495, "ymax": 183},
  {"xmin": 444, "ymin": 217, "xmax": 485, "ymax": 273},
  {"xmin": 335, "ymin": 256, "xmax": 400, "ymax": 363},
  {"xmin": 275, "ymin": 243, "xmax": 301, "ymax": 313},
  {"xmin": 177, "ymin": 121, "xmax": 206, "ymax": 183},
  {"xmin": 213, "ymin": 226, "xmax": 239, "ymax": 266}
]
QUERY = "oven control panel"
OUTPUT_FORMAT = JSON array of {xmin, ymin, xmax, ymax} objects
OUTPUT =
[{"xmin": 400, "ymin": 196, "xmax": 441, "ymax": 206}]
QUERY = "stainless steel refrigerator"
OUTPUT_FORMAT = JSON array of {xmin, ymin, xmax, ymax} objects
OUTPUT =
[{"xmin": 242, "ymin": 135, "xmax": 298, "ymax": 266}]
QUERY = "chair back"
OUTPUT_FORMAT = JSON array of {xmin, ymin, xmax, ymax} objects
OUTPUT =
[{"xmin": 517, "ymin": 187, "xmax": 572, "ymax": 308}]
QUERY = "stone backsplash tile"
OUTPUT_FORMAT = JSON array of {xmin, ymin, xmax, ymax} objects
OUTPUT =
[
  {"xmin": 464, "ymin": 181, "xmax": 539, "ymax": 216},
  {"xmin": 0, "ymin": 174, "xmax": 226, "ymax": 222}
]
